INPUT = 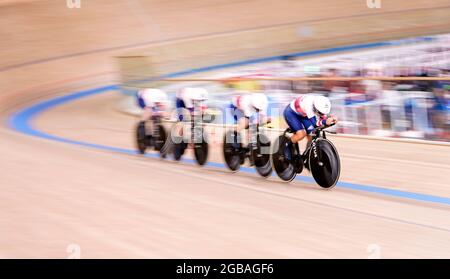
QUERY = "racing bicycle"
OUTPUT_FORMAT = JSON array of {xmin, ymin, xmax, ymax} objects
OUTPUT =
[
  {"xmin": 223, "ymin": 117, "xmax": 272, "ymax": 177},
  {"xmin": 271, "ymin": 123, "xmax": 340, "ymax": 188},
  {"xmin": 168, "ymin": 106, "xmax": 209, "ymax": 165},
  {"xmin": 136, "ymin": 112, "xmax": 168, "ymax": 157}
]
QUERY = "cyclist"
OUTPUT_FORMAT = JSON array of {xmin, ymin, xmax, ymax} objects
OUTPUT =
[
  {"xmin": 136, "ymin": 88, "xmax": 168, "ymax": 152},
  {"xmin": 228, "ymin": 93, "xmax": 271, "ymax": 165},
  {"xmin": 175, "ymin": 87, "xmax": 209, "ymax": 121},
  {"xmin": 137, "ymin": 88, "xmax": 168, "ymax": 121},
  {"xmin": 283, "ymin": 94, "xmax": 337, "ymax": 148},
  {"xmin": 173, "ymin": 87, "xmax": 209, "ymax": 144},
  {"xmin": 229, "ymin": 92, "xmax": 270, "ymax": 131}
]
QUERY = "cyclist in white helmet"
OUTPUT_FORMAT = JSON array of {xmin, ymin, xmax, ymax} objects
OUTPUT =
[
  {"xmin": 136, "ymin": 88, "xmax": 168, "ymax": 121},
  {"xmin": 175, "ymin": 87, "xmax": 209, "ymax": 121},
  {"xmin": 172, "ymin": 87, "xmax": 209, "ymax": 141},
  {"xmin": 283, "ymin": 94, "xmax": 337, "ymax": 146},
  {"xmin": 229, "ymin": 92, "xmax": 270, "ymax": 131},
  {"xmin": 136, "ymin": 88, "xmax": 168, "ymax": 152}
]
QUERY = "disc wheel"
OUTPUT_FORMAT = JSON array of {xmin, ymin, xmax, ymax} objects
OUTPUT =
[
  {"xmin": 308, "ymin": 139, "xmax": 341, "ymax": 189},
  {"xmin": 272, "ymin": 135, "xmax": 297, "ymax": 182},
  {"xmin": 254, "ymin": 133, "xmax": 272, "ymax": 177},
  {"xmin": 136, "ymin": 121, "xmax": 147, "ymax": 154},
  {"xmin": 194, "ymin": 136, "xmax": 208, "ymax": 166},
  {"xmin": 153, "ymin": 124, "xmax": 167, "ymax": 151},
  {"xmin": 173, "ymin": 140, "xmax": 186, "ymax": 161},
  {"xmin": 170, "ymin": 129, "xmax": 186, "ymax": 161},
  {"xmin": 223, "ymin": 130, "xmax": 242, "ymax": 172}
]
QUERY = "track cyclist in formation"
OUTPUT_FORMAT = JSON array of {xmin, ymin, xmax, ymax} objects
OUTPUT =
[
  {"xmin": 229, "ymin": 92, "xmax": 270, "ymax": 132},
  {"xmin": 175, "ymin": 87, "xmax": 209, "ymax": 121},
  {"xmin": 283, "ymin": 94, "xmax": 337, "ymax": 149},
  {"xmin": 272, "ymin": 94, "xmax": 341, "ymax": 187},
  {"xmin": 227, "ymin": 92, "xmax": 271, "ymax": 168},
  {"xmin": 137, "ymin": 88, "xmax": 168, "ymax": 120},
  {"xmin": 171, "ymin": 87, "xmax": 210, "ymax": 164},
  {"xmin": 136, "ymin": 88, "xmax": 168, "ymax": 132},
  {"xmin": 135, "ymin": 88, "xmax": 169, "ymax": 154},
  {"xmin": 173, "ymin": 87, "xmax": 209, "ymax": 145}
]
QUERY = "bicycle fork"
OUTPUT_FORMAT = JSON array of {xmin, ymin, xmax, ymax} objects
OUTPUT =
[{"xmin": 307, "ymin": 139, "xmax": 324, "ymax": 167}]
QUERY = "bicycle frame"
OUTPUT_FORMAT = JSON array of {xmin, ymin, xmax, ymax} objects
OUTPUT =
[
  {"xmin": 248, "ymin": 113, "xmax": 270, "ymax": 159},
  {"xmin": 304, "ymin": 123, "xmax": 336, "ymax": 158},
  {"xmin": 191, "ymin": 101, "xmax": 205, "ymax": 146},
  {"xmin": 151, "ymin": 114, "xmax": 162, "ymax": 139},
  {"xmin": 248, "ymin": 118, "xmax": 259, "ymax": 152}
]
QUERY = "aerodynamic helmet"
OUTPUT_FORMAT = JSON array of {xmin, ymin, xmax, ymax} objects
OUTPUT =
[{"xmin": 313, "ymin": 95, "xmax": 331, "ymax": 116}]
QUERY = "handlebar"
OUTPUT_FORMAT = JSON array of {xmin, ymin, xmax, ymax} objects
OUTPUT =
[
  {"xmin": 315, "ymin": 122, "xmax": 336, "ymax": 131},
  {"xmin": 313, "ymin": 122, "xmax": 337, "ymax": 135}
]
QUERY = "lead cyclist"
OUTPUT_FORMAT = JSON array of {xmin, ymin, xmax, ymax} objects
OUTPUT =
[{"xmin": 283, "ymin": 94, "xmax": 337, "ymax": 153}]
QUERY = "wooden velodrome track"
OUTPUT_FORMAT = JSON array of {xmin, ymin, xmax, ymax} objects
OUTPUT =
[{"xmin": 1, "ymin": 0, "xmax": 450, "ymax": 258}]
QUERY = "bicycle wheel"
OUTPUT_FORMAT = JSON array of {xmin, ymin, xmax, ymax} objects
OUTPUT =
[
  {"xmin": 309, "ymin": 139, "xmax": 340, "ymax": 189},
  {"xmin": 159, "ymin": 139, "xmax": 169, "ymax": 159},
  {"xmin": 153, "ymin": 124, "xmax": 167, "ymax": 151},
  {"xmin": 194, "ymin": 134, "xmax": 208, "ymax": 166},
  {"xmin": 136, "ymin": 121, "xmax": 147, "ymax": 154},
  {"xmin": 223, "ymin": 130, "xmax": 242, "ymax": 171},
  {"xmin": 171, "ymin": 132, "xmax": 186, "ymax": 161},
  {"xmin": 254, "ymin": 133, "xmax": 272, "ymax": 177},
  {"xmin": 173, "ymin": 141, "xmax": 186, "ymax": 161},
  {"xmin": 159, "ymin": 128, "xmax": 173, "ymax": 159},
  {"xmin": 271, "ymin": 135, "xmax": 297, "ymax": 182}
]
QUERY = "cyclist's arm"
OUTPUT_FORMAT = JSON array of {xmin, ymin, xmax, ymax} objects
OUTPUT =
[
  {"xmin": 311, "ymin": 115, "xmax": 338, "ymax": 128},
  {"xmin": 310, "ymin": 115, "xmax": 326, "ymax": 128}
]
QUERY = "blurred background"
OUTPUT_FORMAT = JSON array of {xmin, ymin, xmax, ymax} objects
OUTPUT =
[
  {"xmin": 113, "ymin": 2, "xmax": 450, "ymax": 141},
  {"xmin": 1, "ymin": 0, "xmax": 450, "ymax": 258}
]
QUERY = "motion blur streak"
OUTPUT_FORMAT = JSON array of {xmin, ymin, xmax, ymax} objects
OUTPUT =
[{"xmin": 8, "ymin": 84, "xmax": 450, "ymax": 206}]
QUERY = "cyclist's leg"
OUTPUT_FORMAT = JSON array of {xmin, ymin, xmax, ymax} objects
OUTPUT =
[
  {"xmin": 141, "ymin": 107, "xmax": 155, "ymax": 136},
  {"xmin": 230, "ymin": 105, "xmax": 248, "ymax": 145},
  {"xmin": 174, "ymin": 98, "xmax": 191, "ymax": 138},
  {"xmin": 240, "ymin": 116, "xmax": 250, "ymax": 146},
  {"xmin": 235, "ymin": 110, "xmax": 248, "ymax": 132},
  {"xmin": 177, "ymin": 107, "xmax": 195, "ymax": 142},
  {"xmin": 299, "ymin": 117, "xmax": 315, "ymax": 148}
]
